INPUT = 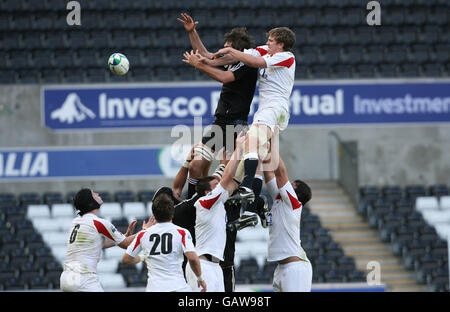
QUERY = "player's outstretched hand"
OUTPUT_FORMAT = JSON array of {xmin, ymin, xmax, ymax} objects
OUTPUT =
[
  {"xmin": 142, "ymin": 216, "xmax": 156, "ymax": 230},
  {"xmin": 182, "ymin": 50, "xmax": 202, "ymax": 68},
  {"xmin": 177, "ymin": 13, "xmax": 198, "ymax": 32},
  {"xmin": 198, "ymin": 280, "xmax": 207, "ymax": 292},
  {"xmin": 124, "ymin": 219, "xmax": 137, "ymax": 237},
  {"xmin": 212, "ymin": 47, "xmax": 232, "ymax": 59}
]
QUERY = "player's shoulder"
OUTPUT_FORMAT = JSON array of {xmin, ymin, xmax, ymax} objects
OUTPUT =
[{"xmin": 196, "ymin": 185, "xmax": 226, "ymax": 210}]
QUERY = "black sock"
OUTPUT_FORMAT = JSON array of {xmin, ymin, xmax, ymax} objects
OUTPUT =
[
  {"xmin": 245, "ymin": 177, "xmax": 263, "ymax": 213},
  {"xmin": 240, "ymin": 158, "xmax": 258, "ymax": 189},
  {"xmin": 187, "ymin": 178, "xmax": 198, "ymax": 198}
]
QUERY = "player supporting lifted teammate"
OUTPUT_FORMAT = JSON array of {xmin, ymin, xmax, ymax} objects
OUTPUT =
[
  {"xmin": 122, "ymin": 193, "xmax": 206, "ymax": 292},
  {"xmin": 185, "ymin": 132, "xmax": 246, "ymax": 292},
  {"xmin": 60, "ymin": 188, "xmax": 150, "ymax": 292},
  {"xmin": 263, "ymin": 148, "xmax": 313, "ymax": 292},
  {"xmin": 213, "ymin": 27, "xmax": 297, "ymax": 202},
  {"xmin": 176, "ymin": 13, "xmax": 258, "ymax": 200}
]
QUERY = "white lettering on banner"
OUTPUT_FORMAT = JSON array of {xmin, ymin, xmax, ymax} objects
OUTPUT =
[
  {"xmin": 289, "ymin": 89, "xmax": 344, "ymax": 116},
  {"xmin": 98, "ymin": 93, "xmax": 208, "ymax": 119},
  {"xmin": 354, "ymin": 94, "xmax": 450, "ymax": 114},
  {"xmin": 0, "ymin": 153, "xmax": 48, "ymax": 177}
]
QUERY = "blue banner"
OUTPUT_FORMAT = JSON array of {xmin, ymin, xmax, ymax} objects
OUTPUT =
[
  {"xmin": 0, "ymin": 146, "xmax": 190, "ymax": 180},
  {"xmin": 42, "ymin": 81, "xmax": 450, "ymax": 130}
]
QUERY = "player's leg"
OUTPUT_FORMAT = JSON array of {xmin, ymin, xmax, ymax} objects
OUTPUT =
[{"xmin": 238, "ymin": 124, "xmax": 272, "ymax": 198}]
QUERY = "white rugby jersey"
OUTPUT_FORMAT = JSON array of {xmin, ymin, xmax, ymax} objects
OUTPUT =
[
  {"xmin": 244, "ymin": 45, "xmax": 295, "ymax": 113},
  {"xmin": 64, "ymin": 213, "xmax": 126, "ymax": 274},
  {"xmin": 265, "ymin": 178, "xmax": 308, "ymax": 262},
  {"xmin": 126, "ymin": 222, "xmax": 195, "ymax": 292},
  {"xmin": 193, "ymin": 183, "xmax": 229, "ymax": 262}
]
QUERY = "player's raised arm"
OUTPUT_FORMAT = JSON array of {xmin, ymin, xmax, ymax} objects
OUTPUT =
[
  {"xmin": 183, "ymin": 50, "xmax": 235, "ymax": 84},
  {"xmin": 213, "ymin": 47, "xmax": 267, "ymax": 68},
  {"xmin": 220, "ymin": 132, "xmax": 248, "ymax": 195},
  {"xmin": 177, "ymin": 13, "xmax": 213, "ymax": 60}
]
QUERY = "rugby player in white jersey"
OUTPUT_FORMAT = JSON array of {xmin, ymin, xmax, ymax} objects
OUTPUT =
[
  {"xmin": 262, "ymin": 148, "xmax": 313, "ymax": 292},
  {"xmin": 122, "ymin": 193, "xmax": 207, "ymax": 292},
  {"xmin": 60, "ymin": 188, "xmax": 150, "ymax": 292},
  {"xmin": 185, "ymin": 132, "xmax": 249, "ymax": 292},
  {"xmin": 212, "ymin": 27, "xmax": 296, "ymax": 203}
]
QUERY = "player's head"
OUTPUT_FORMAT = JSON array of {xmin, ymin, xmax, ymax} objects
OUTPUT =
[
  {"xmin": 73, "ymin": 188, "xmax": 102, "ymax": 216},
  {"xmin": 224, "ymin": 27, "xmax": 255, "ymax": 51},
  {"xmin": 152, "ymin": 186, "xmax": 179, "ymax": 205},
  {"xmin": 152, "ymin": 193, "xmax": 174, "ymax": 222},
  {"xmin": 196, "ymin": 176, "xmax": 219, "ymax": 196},
  {"xmin": 292, "ymin": 179, "xmax": 312, "ymax": 205},
  {"xmin": 266, "ymin": 27, "xmax": 296, "ymax": 52}
]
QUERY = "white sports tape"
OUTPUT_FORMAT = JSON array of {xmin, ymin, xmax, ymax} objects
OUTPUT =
[
  {"xmin": 193, "ymin": 144, "xmax": 215, "ymax": 162},
  {"xmin": 212, "ymin": 164, "xmax": 226, "ymax": 179}
]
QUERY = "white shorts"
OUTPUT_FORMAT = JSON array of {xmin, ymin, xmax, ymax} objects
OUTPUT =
[
  {"xmin": 146, "ymin": 282, "xmax": 192, "ymax": 292},
  {"xmin": 252, "ymin": 106, "xmax": 290, "ymax": 133},
  {"xmin": 186, "ymin": 259, "xmax": 224, "ymax": 292},
  {"xmin": 60, "ymin": 270, "xmax": 104, "ymax": 292},
  {"xmin": 273, "ymin": 260, "xmax": 313, "ymax": 292}
]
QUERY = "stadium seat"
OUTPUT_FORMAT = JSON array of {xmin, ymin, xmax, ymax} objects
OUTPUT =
[
  {"xmin": 97, "ymin": 259, "xmax": 120, "ymax": 274},
  {"xmin": 99, "ymin": 203, "xmax": 123, "ymax": 220},
  {"xmin": 415, "ymin": 196, "xmax": 440, "ymax": 211},
  {"xmin": 27, "ymin": 204, "xmax": 51, "ymax": 219},
  {"xmin": 104, "ymin": 247, "xmax": 126, "ymax": 260},
  {"xmin": 51, "ymin": 246, "xmax": 67, "ymax": 263},
  {"xmin": 122, "ymin": 202, "xmax": 147, "ymax": 220},
  {"xmin": 51, "ymin": 203, "xmax": 75, "ymax": 218},
  {"xmin": 42, "ymin": 232, "xmax": 67, "ymax": 247},
  {"xmin": 434, "ymin": 224, "xmax": 450, "ymax": 241},
  {"xmin": 422, "ymin": 210, "xmax": 450, "ymax": 227},
  {"xmin": 439, "ymin": 196, "xmax": 450, "ymax": 210},
  {"xmin": 237, "ymin": 224, "xmax": 269, "ymax": 242},
  {"xmin": 32, "ymin": 218, "xmax": 61, "ymax": 232}
]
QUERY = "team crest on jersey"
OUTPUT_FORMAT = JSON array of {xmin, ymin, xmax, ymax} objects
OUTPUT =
[
  {"xmin": 111, "ymin": 226, "xmax": 116, "ymax": 233},
  {"xmin": 267, "ymin": 212, "xmax": 273, "ymax": 226}
]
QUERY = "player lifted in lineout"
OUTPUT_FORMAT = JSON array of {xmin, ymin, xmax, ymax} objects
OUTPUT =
[
  {"xmin": 176, "ymin": 13, "xmax": 258, "ymax": 202},
  {"xmin": 212, "ymin": 27, "xmax": 297, "ymax": 203}
]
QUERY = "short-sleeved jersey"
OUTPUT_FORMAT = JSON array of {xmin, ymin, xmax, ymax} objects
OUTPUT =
[
  {"xmin": 193, "ymin": 183, "xmax": 229, "ymax": 262},
  {"xmin": 266, "ymin": 178, "xmax": 308, "ymax": 262},
  {"xmin": 126, "ymin": 222, "xmax": 195, "ymax": 292},
  {"xmin": 244, "ymin": 45, "xmax": 295, "ymax": 113},
  {"xmin": 64, "ymin": 213, "xmax": 126, "ymax": 274}
]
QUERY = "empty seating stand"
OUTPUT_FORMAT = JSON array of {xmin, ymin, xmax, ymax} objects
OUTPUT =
[{"xmin": 358, "ymin": 184, "xmax": 450, "ymax": 292}]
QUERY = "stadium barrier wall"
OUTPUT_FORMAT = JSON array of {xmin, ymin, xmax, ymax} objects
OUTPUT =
[{"xmin": 0, "ymin": 79, "xmax": 449, "ymax": 194}]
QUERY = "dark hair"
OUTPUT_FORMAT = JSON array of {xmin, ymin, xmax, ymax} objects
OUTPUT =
[
  {"xmin": 73, "ymin": 188, "xmax": 100, "ymax": 216},
  {"xmin": 267, "ymin": 27, "xmax": 296, "ymax": 51},
  {"xmin": 292, "ymin": 180, "xmax": 312, "ymax": 205},
  {"xmin": 196, "ymin": 176, "xmax": 217, "ymax": 196},
  {"xmin": 152, "ymin": 186, "xmax": 179, "ymax": 205},
  {"xmin": 224, "ymin": 27, "xmax": 255, "ymax": 51},
  {"xmin": 152, "ymin": 193, "xmax": 174, "ymax": 222}
]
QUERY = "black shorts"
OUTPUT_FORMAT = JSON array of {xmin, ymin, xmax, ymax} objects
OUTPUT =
[{"xmin": 201, "ymin": 119, "xmax": 248, "ymax": 152}]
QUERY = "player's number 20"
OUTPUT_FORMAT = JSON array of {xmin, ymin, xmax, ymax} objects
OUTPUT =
[{"xmin": 149, "ymin": 233, "xmax": 173, "ymax": 255}]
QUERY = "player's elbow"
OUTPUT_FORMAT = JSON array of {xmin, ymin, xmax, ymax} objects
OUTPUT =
[
  {"xmin": 122, "ymin": 254, "xmax": 133, "ymax": 264},
  {"xmin": 219, "ymin": 72, "xmax": 235, "ymax": 84}
]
